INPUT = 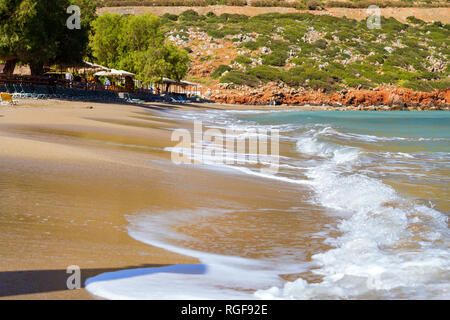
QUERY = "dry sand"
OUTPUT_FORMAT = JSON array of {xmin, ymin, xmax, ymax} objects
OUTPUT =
[
  {"xmin": 0, "ymin": 99, "xmax": 192, "ymax": 299},
  {"xmin": 0, "ymin": 99, "xmax": 330, "ymax": 299}
]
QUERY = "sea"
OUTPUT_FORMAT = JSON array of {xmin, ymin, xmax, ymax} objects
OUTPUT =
[{"xmin": 86, "ymin": 110, "xmax": 450, "ymax": 300}]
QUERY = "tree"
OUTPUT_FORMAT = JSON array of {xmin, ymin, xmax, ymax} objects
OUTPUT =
[
  {"xmin": 90, "ymin": 13, "xmax": 190, "ymax": 85},
  {"xmin": 89, "ymin": 12, "xmax": 123, "ymax": 68},
  {"xmin": 118, "ymin": 13, "xmax": 165, "ymax": 73},
  {"xmin": 90, "ymin": 13, "xmax": 166, "ymax": 72},
  {"xmin": 138, "ymin": 42, "xmax": 190, "ymax": 86},
  {"xmin": 155, "ymin": 42, "xmax": 190, "ymax": 82},
  {"xmin": 53, "ymin": 0, "xmax": 98, "ymax": 66},
  {"xmin": 0, "ymin": 0, "xmax": 97, "ymax": 75}
]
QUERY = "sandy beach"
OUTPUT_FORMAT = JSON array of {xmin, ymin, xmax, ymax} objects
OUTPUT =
[
  {"xmin": 0, "ymin": 99, "xmax": 331, "ymax": 299},
  {"xmin": 0, "ymin": 99, "xmax": 186, "ymax": 299},
  {"xmin": 1, "ymin": 99, "xmax": 448, "ymax": 300},
  {"xmin": 2, "ymin": 0, "xmax": 448, "ymax": 301}
]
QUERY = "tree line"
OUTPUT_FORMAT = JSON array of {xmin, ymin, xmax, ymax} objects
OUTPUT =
[{"xmin": 0, "ymin": 0, "xmax": 190, "ymax": 83}]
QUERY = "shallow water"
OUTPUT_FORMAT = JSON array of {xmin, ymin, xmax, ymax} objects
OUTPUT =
[{"xmin": 86, "ymin": 110, "xmax": 450, "ymax": 300}]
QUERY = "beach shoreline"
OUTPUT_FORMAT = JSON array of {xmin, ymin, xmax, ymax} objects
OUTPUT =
[
  {"xmin": 0, "ymin": 99, "xmax": 201, "ymax": 299},
  {"xmin": 0, "ymin": 99, "xmax": 328, "ymax": 299},
  {"xmin": 1, "ymin": 99, "xmax": 448, "ymax": 300}
]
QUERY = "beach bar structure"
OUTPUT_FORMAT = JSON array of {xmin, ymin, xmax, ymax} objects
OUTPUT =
[
  {"xmin": 62, "ymin": 61, "xmax": 110, "ymax": 74},
  {"xmin": 93, "ymin": 68, "xmax": 136, "ymax": 92},
  {"xmin": 153, "ymin": 77, "xmax": 202, "ymax": 96},
  {"xmin": 1, "ymin": 59, "xmax": 206, "ymax": 102}
]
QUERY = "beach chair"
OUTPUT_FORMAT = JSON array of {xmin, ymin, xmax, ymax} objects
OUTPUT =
[
  {"xmin": 4, "ymin": 84, "xmax": 14, "ymax": 94},
  {"xmin": 123, "ymin": 93, "xmax": 144, "ymax": 103},
  {"xmin": 13, "ymin": 83, "xmax": 33, "ymax": 98},
  {"xmin": 168, "ymin": 95, "xmax": 180, "ymax": 103},
  {"xmin": 1, "ymin": 92, "xmax": 18, "ymax": 105},
  {"xmin": 20, "ymin": 84, "xmax": 38, "ymax": 99},
  {"xmin": 177, "ymin": 95, "xmax": 189, "ymax": 103},
  {"xmin": 19, "ymin": 84, "xmax": 34, "ymax": 98},
  {"xmin": 34, "ymin": 85, "xmax": 50, "ymax": 99},
  {"xmin": 170, "ymin": 95, "xmax": 186, "ymax": 103},
  {"xmin": 54, "ymin": 86, "xmax": 70, "ymax": 100},
  {"xmin": 12, "ymin": 84, "xmax": 24, "ymax": 98},
  {"xmin": 47, "ymin": 86, "xmax": 58, "ymax": 98},
  {"xmin": 151, "ymin": 95, "xmax": 165, "ymax": 102}
]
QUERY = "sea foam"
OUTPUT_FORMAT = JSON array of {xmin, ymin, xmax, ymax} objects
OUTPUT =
[
  {"xmin": 255, "ymin": 126, "xmax": 450, "ymax": 299},
  {"xmin": 85, "ymin": 209, "xmax": 302, "ymax": 300}
]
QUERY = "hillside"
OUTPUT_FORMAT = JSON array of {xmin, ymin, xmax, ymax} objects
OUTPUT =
[
  {"xmin": 97, "ymin": 5, "xmax": 450, "ymax": 26},
  {"xmin": 99, "ymin": 0, "xmax": 450, "ymax": 9},
  {"xmin": 159, "ymin": 11, "xmax": 448, "ymax": 97}
]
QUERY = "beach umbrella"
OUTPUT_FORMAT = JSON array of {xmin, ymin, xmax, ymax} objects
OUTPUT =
[{"xmin": 93, "ymin": 69, "xmax": 135, "ymax": 77}]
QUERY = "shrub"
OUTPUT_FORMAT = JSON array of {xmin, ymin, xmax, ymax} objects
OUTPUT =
[
  {"xmin": 219, "ymin": 71, "xmax": 260, "ymax": 87},
  {"xmin": 247, "ymin": 65, "xmax": 283, "ymax": 82},
  {"xmin": 308, "ymin": 79, "xmax": 338, "ymax": 91},
  {"xmin": 305, "ymin": 0, "xmax": 321, "ymax": 10},
  {"xmin": 212, "ymin": 64, "xmax": 231, "ymax": 79},
  {"xmin": 102, "ymin": 0, "xmax": 210, "ymax": 6},
  {"xmin": 313, "ymin": 39, "xmax": 327, "ymax": 50},
  {"xmin": 219, "ymin": 13, "xmax": 248, "ymax": 23},
  {"xmin": 295, "ymin": 1, "xmax": 306, "ymax": 9},
  {"xmin": 262, "ymin": 50, "xmax": 288, "ymax": 66},
  {"xmin": 324, "ymin": 1, "xmax": 419, "ymax": 9},
  {"xmin": 430, "ymin": 80, "xmax": 450, "ymax": 90},
  {"xmin": 243, "ymin": 41, "xmax": 259, "ymax": 50},
  {"xmin": 268, "ymin": 39, "xmax": 290, "ymax": 52},
  {"xmin": 226, "ymin": 0, "xmax": 247, "ymax": 5},
  {"xmin": 233, "ymin": 55, "xmax": 252, "ymax": 65},
  {"xmin": 206, "ymin": 28, "xmax": 226, "ymax": 38},
  {"xmin": 200, "ymin": 55, "xmax": 212, "ymax": 62},
  {"xmin": 400, "ymin": 80, "xmax": 434, "ymax": 92},
  {"xmin": 343, "ymin": 78, "xmax": 374, "ymax": 89},
  {"xmin": 179, "ymin": 10, "xmax": 201, "ymax": 22},
  {"xmin": 406, "ymin": 16, "xmax": 425, "ymax": 25},
  {"xmin": 162, "ymin": 13, "xmax": 178, "ymax": 21},
  {"xmin": 251, "ymin": 0, "xmax": 297, "ymax": 8}
]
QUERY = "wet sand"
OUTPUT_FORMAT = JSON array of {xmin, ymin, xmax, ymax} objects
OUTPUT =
[{"xmin": 0, "ymin": 99, "xmax": 331, "ymax": 299}]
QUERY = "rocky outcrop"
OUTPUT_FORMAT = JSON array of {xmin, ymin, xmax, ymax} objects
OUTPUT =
[{"xmin": 207, "ymin": 83, "xmax": 450, "ymax": 110}]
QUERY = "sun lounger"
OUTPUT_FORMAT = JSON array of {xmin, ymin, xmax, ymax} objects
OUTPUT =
[
  {"xmin": 1, "ymin": 92, "xmax": 18, "ymax": 105},
  {"xmin": 123, "ymin": 93, "xmax": 144, "ymax": 103},
  {"xmin": 12, "ymin": 84, "xmax": 25, "ymax": 98},
  {"xmin": 34, "ymin": 85, "xmax": 51, "ymax": 99},
  {"xmin": 19, "ymin": 84, "xmax": 34, "ymax": 98}
]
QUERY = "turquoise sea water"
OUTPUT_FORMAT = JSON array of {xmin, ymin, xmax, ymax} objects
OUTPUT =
[
  {"xmin": 241, "ymin": 111, "xmax": 450, "ymax": 212},
  {"xmin": 245, "ymin": 111, "xmax": 450, "ymax": 152}
]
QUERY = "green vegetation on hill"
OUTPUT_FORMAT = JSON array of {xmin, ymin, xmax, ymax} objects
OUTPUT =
[
  {"xmin": 164, "ymin": 11, "xmax": 450, "ymax": 91},
  {"xmin": 99, "ymin": 0, "xmax": 450, "ymax": 9}
]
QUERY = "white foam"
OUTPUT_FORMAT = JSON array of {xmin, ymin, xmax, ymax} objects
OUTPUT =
[
  {"xmin": 321, "ymin": 127, "xmax": 448, "ymax": 143},
  {"xmin": 232, "ymin": 166, "xmax": 313, "ymax": 185},
  {"xmin": 296, "ymin": 130, "xmax": 360, "ymax": 165},
  {"xmin": 165, "ymin": 145, "xmax": 312, "ymax": 186},
  {"xmin": 256, "ymin": 128, "xmax": 450, "ymax": 299},
  {"xmin": 85, "ymin": 210, "xmax": 302, "ymax": 300}
]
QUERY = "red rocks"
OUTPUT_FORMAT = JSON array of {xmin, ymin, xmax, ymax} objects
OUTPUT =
[{"xmin": 210, "ymin": 83, "xmax": 450, "ymax": 110}]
